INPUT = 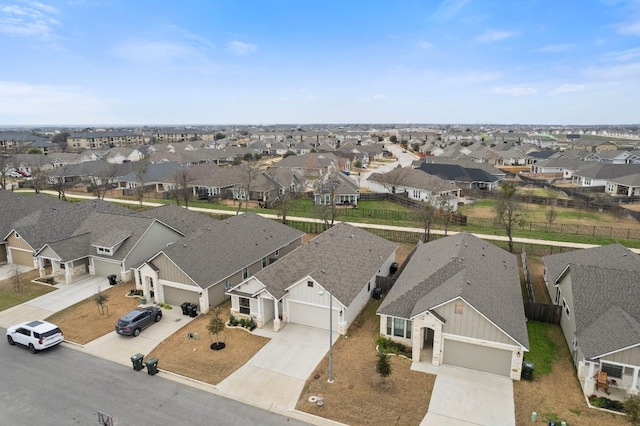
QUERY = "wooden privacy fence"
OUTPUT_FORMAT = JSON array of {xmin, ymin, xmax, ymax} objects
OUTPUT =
[{"xmin": 524, "ymin": 302, "xmax": 562, "ymax": 325}]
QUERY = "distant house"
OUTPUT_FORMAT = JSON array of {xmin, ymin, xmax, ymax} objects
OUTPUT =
[
  {"xmin": 227, "ymin": 222, "xmax": 397, "ymax": 333},
  {"xmin": 314, "ymin": 170, "xmax": 360, "ymax": 206},
  {"xmin": 377, "ymin": 233, "xmax": 529, "ymax": 379},
  {"xmin": 417, "ymin": 162, "xmax": 500, "ymax": 191}
]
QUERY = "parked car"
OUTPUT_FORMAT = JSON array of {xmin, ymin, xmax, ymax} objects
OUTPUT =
[
  {"xmin": 115, "ymin": 307, "xmax": 162, "ymax": 336},
  {"xmin": 6, "ymin": 171, "xmax": 21, "ymax": 178},
  {"xmin": 17, "ymin": 170, "xmax": 31, "ymax": 177},
  {"xmin": 6, "ymin": 320, "xmax": 64, "ymax": 353}
]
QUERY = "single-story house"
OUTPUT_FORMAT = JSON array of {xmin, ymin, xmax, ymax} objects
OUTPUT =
[
  {"xmin": 227, "ymin": 222, "xmax": 397, "ymax": 333},
  {"xmin": 377, "ymin": 233, "xmax": 529, "ymax": 379},
  {"xmin": 135, "ymin": 212, "xmax": 304, "ymax": 313},
  {"xmin": 314, "ymin": 170, "xmax": 360, "ymax": 206},
  {"xmin": 543, "ymin": 244, "xmax": 640, "ymax": 399}
]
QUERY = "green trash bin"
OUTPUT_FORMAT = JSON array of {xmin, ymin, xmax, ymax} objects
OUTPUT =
[
  {"xmin": 131, "ymin": 353, "xmax": 144, "ymax": 371},
  {"xmin": 145, "ymin": 357, "xmax": 159, "ymax": 375}
]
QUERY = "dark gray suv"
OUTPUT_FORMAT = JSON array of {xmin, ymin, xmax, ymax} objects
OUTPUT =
[{"xmin": 115, "ymin": 307, "xmax": 162, "ymax": 337}]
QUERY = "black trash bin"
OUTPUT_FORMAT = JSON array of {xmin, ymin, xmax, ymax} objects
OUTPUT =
[
  {"xmin": 145, "ymin": 357, "xmax": 159, "ymax": 375},
  {"xmin": 188, "ymin": 303, "xmax": 198, "ymax": 318},
  {"xmin": 131, "ymin": 353, "xmax": 144, "ymax": 371},
  {"xmin": 372, "ymin": 288, "xmax": 381, "ymax": 300},
  {"xmin": 108, "ymin": 274, "xmax": 117, "ymax": 285},
  {"xmin": 180, "ymin": 302, "xmax": 191, "ymax": 316},
  {"xmin": 390, "ymin": 262, "xmax": 399, "ymax": 275},
  {"xmin": 521, "ymin": 361, "xmax": 534, "ymax": 380}
]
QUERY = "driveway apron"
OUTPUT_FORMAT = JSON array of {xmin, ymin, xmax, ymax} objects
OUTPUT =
[
  {"xmin": 217, "ymin": 324, "xmax": 338, "ymax": 410},
  {"xmin": 421, "ymin": 365, "xmax": 515, "ymax": 425}
]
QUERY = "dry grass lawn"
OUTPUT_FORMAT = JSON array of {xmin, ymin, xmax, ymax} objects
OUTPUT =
[
  {"xmin": 46, "ymin": 281, "xmax": 140, "ymax": 344},
  {"xmin": 147, "ymin": 301, "xmax": 270, "ymax": 385},
  {"xmin": 0, "ymin": 270, "xmax": 56, "ymax": 311}
]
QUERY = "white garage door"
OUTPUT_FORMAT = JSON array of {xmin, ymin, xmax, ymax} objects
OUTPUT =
[
  {"xmin": 9, "ymin": 248, "xmax": 33, "ymax": 267},
  {"xmin": 93, "ymin": 259, "xmax": 121, "ymax": 279},
  {"xmin": 163, "ymin": 285, "xmax": 199, "ymax": 307},
  {"xmin": 442, "ymin": 340, "xmax": 512, "ymax": 377},
  {"xmin": 288, "ymin": 301, "xmax": 338, "ymax": 331}
]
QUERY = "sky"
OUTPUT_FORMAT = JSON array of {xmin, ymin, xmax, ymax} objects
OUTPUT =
[{"xmin": 0, "ymin": 0, "xmax": 639, "ymax": 126}]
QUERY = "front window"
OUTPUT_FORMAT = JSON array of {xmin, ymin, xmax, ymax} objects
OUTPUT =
[
  {"xmin": 242, "ymin": 267, "xmax": 248, "ymax": 279},
  {"xmin": 386, "ymin": 316, "xmax": 412, "ymax": 339},
  {"xmin": 602, "ymin": 363, "xmax": 623, "ymax": 379},
  {"xmin": 239, "ymin": 297, "xmax": 250, "ymax": 315}
]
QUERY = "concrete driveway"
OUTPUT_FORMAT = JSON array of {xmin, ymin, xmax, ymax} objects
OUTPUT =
[
  {"xmin": 0, "ymin": 274, "xmax": 108, "ymax": 328},
  {"xmin": 217, "ymin": 324, "xmax": 339, "ymax": 410},
  {"xmin": 81, "ymin": 304, "xmax": 195, "ymax": 366},
  {"xmin": 421, "ymin": 365, "xmax": 515, "ymax": 425}
]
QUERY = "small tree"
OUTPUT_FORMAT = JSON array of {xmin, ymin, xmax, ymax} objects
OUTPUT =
[
  {"xmin": 207, "ymin": 307, "xmax": 226, "ymax": 348},
  {"xmin": 376, "ymin": 352, "xmax": 392, "ymax": 383},
  {"xmin": 94, "ymin": 288, "xmax": 109, "ymax": 316},
  {"xmin": 12, "ymin": 265, "xmax": 24, "ymax": 294},
  {"xmin": 414, "ymin": 195, "xmax": 438, "ymax": 243}
]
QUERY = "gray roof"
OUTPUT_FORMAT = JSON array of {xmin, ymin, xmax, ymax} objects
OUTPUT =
[
  {"xmin": 542, "ymin": 243, "xmax": 640, "ymax": 284},
  {"xmin": 41, "ymin": 233, "xmax": 93, "ymax": 262},
  {"xmin": 0, "ymin": 192, "xmax": 65, "ymax": 240},
  {"xmin": 132, "ymin": 204, "xmax": 218, "ymax": 237},
  {"xmin": 378, "ymin": 233, "xmax": 529, "ymax": 349},
  {"xmin": 252, "ymin": 222, "xmax": 397, "ymax": 305},
  {"xmin": 367, "ymin": 168, "xmax": 460, "ymax": 193},
  {"xmin": 566, "ymin": 264, "xmax": 640, "ymax": 359},
  {"xmin": 155, "ymin": 212, "xmax": 305, "ymax": 289}
]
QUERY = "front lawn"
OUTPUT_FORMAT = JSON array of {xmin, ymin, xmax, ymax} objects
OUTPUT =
[{"xmin": 0, "ymin": 270, "xmax": 56, "ymax": 311}]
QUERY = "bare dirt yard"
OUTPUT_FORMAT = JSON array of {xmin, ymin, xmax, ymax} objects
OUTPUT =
[{"xmin": 46, "ymin": 281, "xmax": 141, "ymax": 344}]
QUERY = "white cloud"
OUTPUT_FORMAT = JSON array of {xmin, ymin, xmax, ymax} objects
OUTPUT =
[
  {"xmin": 417, "ymin": 40, "xmax": 434, "ymax": 49},
  {"xmin": 110, "ymin": 40, "xmax": 201, "ymax": 63},
  {"xmin": 372, "ymin": 94, "xmax": 387, "ymax": 99},
  {"xmin": 551, "ymin": 84, "xmax": 585, "ymax": 95},
  {"xmin": 475, "ymin": 30, "xmax": 518, "ymax": 43},
  {"xmin": 0, "ymin": 3, "xmax": 60, "ymax": 38},
  {"xmin": 617, "ymin": 19, "xmax": 640, "ymax": 36},
  {"xmin": 226, "ymin": 41, "xmax": 257, "ymax": 56},
  {"xmin": 604, "ymin": 47, "xmax": 640, "ymax": 62},
  {"xmin": 534, "ymin": 44, "xmax": 575, "ymax": 53},
  {"xmin": 430, "ymin": 0, "xmax": 468, "ymax": 22},
  {"xmin": 493, "ymin": 86, "xmax": 537, "ymax": 96}
]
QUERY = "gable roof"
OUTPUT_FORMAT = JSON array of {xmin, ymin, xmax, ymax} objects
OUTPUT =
[
  {"xmin": 153, "ymin": 212, "xmax": 304, "ymax": 289},
  {"xmin": 564, "ymin": 264, "xmax": 640, "ymax": 359},
  {"xmin": 417, "ymin": 163, "xmax": 500, "ymax": 183},
  {"xmin": 132, "ymin": 204, "xmax": 218, "ymax": 237},
  {"xmin": 378, "ymin": 232, "xmax": 529, "ymax": 349},
  {"xmin": 367, "ymin": 167, "xmax": 460, "ymax": 193},
  {"xmin": 252, "ymin": 222, "xmax": 397, "ymax": 305}
]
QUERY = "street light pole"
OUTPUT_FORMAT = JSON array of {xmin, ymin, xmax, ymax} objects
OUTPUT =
[{"xmin": 328, "ymin": 289, "xmax": 334, "ymax": 384}]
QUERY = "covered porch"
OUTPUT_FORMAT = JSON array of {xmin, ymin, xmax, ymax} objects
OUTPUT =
[{"xmin": 579, "ymin": 359, "xmax": 640, "ymax": 402}]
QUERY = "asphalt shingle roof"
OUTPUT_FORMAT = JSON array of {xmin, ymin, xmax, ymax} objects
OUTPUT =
[
  {"xmin": 377, "ymin": 233, "xmax": 529, "ymax": 349},
  {"xmin": 156, "ymin": 212, "xmax": 305, "ymax": 289},
  {"xmin": 252, "ymin": 222, "xmax": 398, "ymax": 305}
]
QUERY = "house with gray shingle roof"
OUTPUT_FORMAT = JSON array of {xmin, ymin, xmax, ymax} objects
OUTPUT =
[
  {"xmin": 227, "ymin": 222, "xmax": 397, "ymax": 333},
  {"xmin": 542, "ymin": 244, "xmax": 640, "ymax": 399},
  {"xmin": 136, "ymin": 212, "xmax": 304, "ymax": 313},
  {"xmin": 313, "ymin": 169, "xmax": 360, "ymax": 206},
  {"xmin": 377, "ymin": 233, "xmax": 529, "ymax": 379}
]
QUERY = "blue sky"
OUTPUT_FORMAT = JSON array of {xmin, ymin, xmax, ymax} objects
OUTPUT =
[{"xmin": 0, "ymin": 0, "xmax": 638, "ymax": 126}]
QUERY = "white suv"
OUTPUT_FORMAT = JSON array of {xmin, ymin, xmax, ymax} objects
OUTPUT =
[{"xmin": 6, "ymin": 320, "xmax": 64, "ymax": 353}]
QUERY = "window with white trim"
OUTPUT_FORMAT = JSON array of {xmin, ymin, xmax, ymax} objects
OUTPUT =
[
  {"xmin": 242, "ymin": 267, "xmax": 248, "ymax": 279},
  {"xmin": 562, "ymin": 298, "xmax": 570, "ymax": 318},
  {"xmin": 239, "ymin": 297, "xmax": 250, "ymax": 315},
  {"xmin": 97, "ymin": 247, "xmax": 113, "ymax": 256},
  {"xmin": 386, "ymin": 317, "xmax": 412, "ymax": 339},
  {"xmin": 602, "ymin": 363, "xmax": 623, "ymax": 379}
]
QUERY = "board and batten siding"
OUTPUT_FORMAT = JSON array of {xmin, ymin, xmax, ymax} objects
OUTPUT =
[
  {"xmin": 433, "ymin": 299, "xmax": 516, "ymax": 346},
  {"xmin": 123, "ymin": 222, "xmax": 183, "ymax": 270},
  {"xmin": 602, "ymin": 345, "xmax": 640, "ymax": 365},
  {"xmin": 154, "ymin": 253, "xmax": 199, "ymax": 287}
]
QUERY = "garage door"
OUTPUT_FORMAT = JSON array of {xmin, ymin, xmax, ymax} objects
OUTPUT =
[
  {"xmin": 288, "ymin": 301, "xmax": 338, "ymax": 331},
  {"xmin": 93, "ymin": 259, "xmax": 121, "ymax": 279},
  {"xmin": 163, "ymin": 285, "xmax": 199, "ymax": 307},
  {"xmin": 9, "ymin": 248, "xmax": 33, "ymax": 267},
  {"xmin": 442, "ymin": 340, "xmax": 512, "ymax": 376}
]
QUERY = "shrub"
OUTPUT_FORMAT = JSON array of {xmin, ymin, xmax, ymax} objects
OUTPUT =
[
  {"xmin": 248, "ymin": 317, "xmax": 256, "ymax": 330},
  {"xmin": 229, "ymin": 314, "xmax": 237, "ymax": 326},
  {"xmin": 625, "ymin": 395, "xmax": 640, "ymax": 425},
  {"xmin": 376, "ymin": 336, "xmax": 408, "ymax": 355},
  {"xmin": 590, "ymin": 396, "xmax": 624, "ymax": 412}
]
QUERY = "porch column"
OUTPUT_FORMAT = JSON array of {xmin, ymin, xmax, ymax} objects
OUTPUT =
[
  {"xmin": 64, "ymin": 262, "xmax": 72, "ymax": 284},
  {"xmin": 583, "ymin": 361, "xmax": 596, "ymax": 396},
  {"xmin": 630, "ymin": 367, "xmax": 639, "ymax": 395},
  {"xmin": 432, "ymin": 326, "xmax": 443, "ymax": 366},
  {"xmin": 273, "ymin": 299, "xmax": 281, "ymax": 332},
  {"xmin": 411, "ymin": 322, "xmax": 421, "ymax": 362},
  {"xmin": 198, "ymin": 290, "xmax": 209, "ymax": 314},
  {"xmin": 38, "ymin": 258, "xmax": 46, "ymax": 278}
]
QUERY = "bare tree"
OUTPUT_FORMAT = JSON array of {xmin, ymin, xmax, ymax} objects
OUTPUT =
[
  {"xmin": 414, "ymin": 195, "xmax": 438, "ymax": 243},
  {"xmin": 30, "ymin": 164, "xmax": 47, "ymax": 194},
  {"xmin": 370, "ymin": 166, "xmax": 410, "ymax": 194},
  {"xmin": 495, "ymin": 182, "xmax": 523, "ymax": 253},
  {"xmin": 235, "ymin": 162, "xmax": 261, "ymax": 215},
  {"xmin": 91, "ymin": 164, "xmax": 119, "ymax": 199},
  {"xmin": 0, "ymin": 155, "xmax": 12, "ymax": 190},
  {"xmin": 135, "ymin": 160, "xmax": 150, "ymax": 207},
  {"xmin": 172, "ymin": 168, "xmax": 194, "ymax": 208},
  {"xmin": 94, "ymin": 287, "xmax": 110, "ymax": 316},
  {"xmin": 52, "ymin": 165, "xmax": 71, "ymax": 200},
  {"xmin": 439, "ymin": 193, "xmax": 456, "ymax": 236},
  {"xmin": 12, "ymin": 265, "xmax": 24, "ymax": 294}
]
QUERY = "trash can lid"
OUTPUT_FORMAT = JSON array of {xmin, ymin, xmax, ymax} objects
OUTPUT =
[
  {"xmin": 131, "ymin": 353, "xmax": 144, "ymax": 359},
  {"xmin": 523, "ymin": 361, "xmax": 534, "ymax": 368}
]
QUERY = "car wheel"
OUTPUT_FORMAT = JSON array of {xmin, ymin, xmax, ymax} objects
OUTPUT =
[
  {"xmin": 28, "ymin": 343, "xmax": 36, "ymax": 354},
  {"xmin": 155, "ymin": 314, "xmax": 162, "ymax": 322},
  {"xmin": 133, "ymin": 328, "xmax": 140, "ymax": 337},
  {"xmin": 7, "ymin": 335, "xmax": 14, "ymax": 345}
]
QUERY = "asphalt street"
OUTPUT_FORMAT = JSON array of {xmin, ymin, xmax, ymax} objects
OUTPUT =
[{"xmin": 0, "ymin": 331, "xmax": 310, "ymax": 426}]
